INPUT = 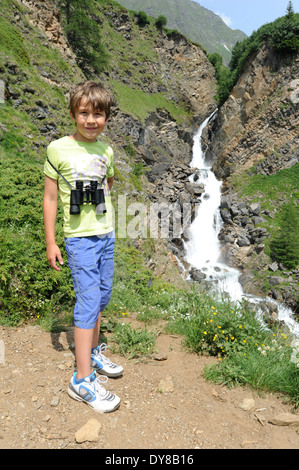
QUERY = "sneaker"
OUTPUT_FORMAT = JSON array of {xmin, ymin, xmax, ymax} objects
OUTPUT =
[
  {"xmin": 68, "ymin": 371, "xmax": 120, "ymax": 413},
  {"xmin": 91, "ymin": 343, "xmax": 124, "ymax": 377}
]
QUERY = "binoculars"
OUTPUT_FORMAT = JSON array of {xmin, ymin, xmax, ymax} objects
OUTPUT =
[{"xmin": 70, "ymin": 181, "xmax": 106, "ymax": 215}]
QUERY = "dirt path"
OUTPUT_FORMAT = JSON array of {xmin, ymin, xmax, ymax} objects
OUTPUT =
[{"xmin": 0, "ymin": 323, "xmax": 298, "ymax": 450}]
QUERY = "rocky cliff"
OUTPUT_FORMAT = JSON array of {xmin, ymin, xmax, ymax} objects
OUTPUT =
[
  {"xmin": 210, "ymin": 45, "xmax": 298, "ymax": 180},
  {"xmin": 206, "ymin": 45, "xmax": 299, "ymax": 313},
  {"xmin": 12, "ymin": 0, "xmax": 216, "ymax": 171}
]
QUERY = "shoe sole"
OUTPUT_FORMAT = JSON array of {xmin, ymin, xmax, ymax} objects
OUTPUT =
[
  {"xmin": 94, "ymin": 369, "xmax": 124, "ymax": 378},
  {"xmin": 68, "ymin": 387, "xmax": 120, "ymax": 413},
  {"xmin": 91, "ymin": 364, "xmax": 124, "ymax": 378}
]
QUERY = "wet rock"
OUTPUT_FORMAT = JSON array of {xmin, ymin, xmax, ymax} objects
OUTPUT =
[{"xmin": 190, "ymin": 268, "xmax": 207, "ymax": 282}]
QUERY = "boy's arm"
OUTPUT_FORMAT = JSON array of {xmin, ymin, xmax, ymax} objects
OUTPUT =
[
  {"xmin": 43, "ymin": 175, "xmax": 64, "ymax": 271},
  {"xmin": 107, "ymin": 177, "xmax": 114, "ymax": 190}
]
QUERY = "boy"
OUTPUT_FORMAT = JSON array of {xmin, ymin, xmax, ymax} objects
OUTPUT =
[{"xmin": 43, "ymin": 81, "xmax": 123, "ymax": 413}]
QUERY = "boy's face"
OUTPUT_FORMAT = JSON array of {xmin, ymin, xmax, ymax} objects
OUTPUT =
[{"xmin": 70, "ymin": 98, "xmax": 109, "ymax": 143}]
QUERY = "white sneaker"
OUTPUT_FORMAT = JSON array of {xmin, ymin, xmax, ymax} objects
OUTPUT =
[
  {"xmin": 91, "ymin": 343, "xmax": 124, "ymax": 377},
  {"xmin": 68, "ymin": 371, "xmax": 120, "ymax": 413}
]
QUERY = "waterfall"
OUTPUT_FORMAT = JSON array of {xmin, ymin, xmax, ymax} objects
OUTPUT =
[{"xmin": 184, "ymin": 112, "xmax": 299, "ymax": 337}]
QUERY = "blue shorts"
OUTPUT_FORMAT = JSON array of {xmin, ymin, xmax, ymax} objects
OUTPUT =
[{"xmin": 65, "ymin": 233, "xmax": 115, "ymax": 329}]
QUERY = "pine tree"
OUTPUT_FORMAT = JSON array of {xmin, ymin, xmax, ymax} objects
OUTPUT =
[
  {"xmin": 270, "ymin": 202, "xmax": 299, "ymax": 270},
  {"xmin": 286, "ymin": 1, "xmax": 295, "ymax": 20},
  {"xmin": 59, "ymin": 0, "xmax": 109, "ymax": 76}
]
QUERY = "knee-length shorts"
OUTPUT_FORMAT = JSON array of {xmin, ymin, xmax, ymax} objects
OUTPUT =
[{"xmin": 65, "ymin": 233, "xmax": 115, "ymax": 329}]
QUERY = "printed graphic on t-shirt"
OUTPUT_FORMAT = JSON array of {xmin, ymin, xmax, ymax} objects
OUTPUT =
[{"xmin": 70, "ymin": 153, "xmax": 108, "ymax": 194}]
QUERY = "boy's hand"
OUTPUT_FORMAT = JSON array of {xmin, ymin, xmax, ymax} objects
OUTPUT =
[{"xmin": 47, "ymin": 243, "xmax": 64, "ymax": 271}]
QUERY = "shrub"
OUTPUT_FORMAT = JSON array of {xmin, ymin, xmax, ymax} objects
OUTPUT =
[
  {"xmin": 155, "ymin": 15, "xmax": 167, "ymax": 29},
  {"xmin": 59, "ymin": 0, "xmax": 109, "ymax": 76},
  {"xmin": 270, "ymin": 202, "xmax": 299, "ymax": 269},
  {"xmin": 136, "ymin": 11, "xmax": 150, "ymax": 27}
]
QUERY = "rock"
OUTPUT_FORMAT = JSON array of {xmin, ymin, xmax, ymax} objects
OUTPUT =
[
  {"xmin": 239, "ymin": 398, "xmax": 255, "ymax": 411},
  {"xmin": 75, "ymin": 419, "xmax": 102, "ymax": 443},
  {"xmin": 237, "ymin": 235, "xmax": 251, "ymax": 247},
  {"xmin": 269, "ymin": 413, "xmax": 299, "ymax": 427},
  {"xmin": 249, "ymin": 203, "xmax": 261, "ymax": 215},
  {"xmin": 190, "ymin": 267, "xmax": 207, "ymax": 282},
  {"xmin": 157, "ymin": 375, "xmax": 174, "ymax": 393},
  {"xmin": 51, "ymin": 396, "xmax": 60, "ymax": 407},
  {"xmin": 269, "ymin": 262, "xmax": 279, "ymax": 272},
  {"xmin": 153, "ymin": 352, "xmax": 168, "ymax": 361},
  {"xmin": 269, "ymin": 276, "xmax": 284, "ymax": 287}
]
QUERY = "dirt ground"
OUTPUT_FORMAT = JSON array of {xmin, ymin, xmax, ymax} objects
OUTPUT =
[{"xmin": 0, "ymin": 321, "xmax": 298, "ymax": 450}]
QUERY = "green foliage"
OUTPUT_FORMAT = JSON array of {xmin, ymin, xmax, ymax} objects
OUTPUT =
[
  {"xmin": 112, "ymin": 80, "xmax": 189, "ymax": 123},
  {"xmin": 132, "ymin": 161, "xmax": 144, "ymax": 178},
  {"xmin": 0, "ymin": 140, "xmax": 75, "ymax": 326},
  {"xmin": 168, "ymin": 295, "xmax": 269, "ymax": 358},
  {"xmin": 208, "ymin": 53, "xmax": 231, "ymax": 105},
  {"xmin": 231, "ymin": 164, "xmax": 299, "ymax": 266},
  {"xmin": 155, "ymin": 15, "xmax": 167, "ymax": 29},
  {"xmin": 0, "ymin": 16, "xmax": 30, "ymax": 66},
  {"xmin": 124, "ymin": 142, "xmax": 137, "ymax": 157},
  {"xmin": 136, "ymin": 10, "xmax": 150, "ymax": 27},
  {"xmin": 204, "ymin": 334, "xmax": 299, "ymax": 406},
  {"xmin": 113, "ymin": 323, "xmax": 156, "ymax": 359},
  {"xmin": 59, "ymin": 0, "xmax": 109, "ymax": 76},
  {"xmin": 270, "ymin": 202, "xmax": 299, "ymax": 269},
  {"xmin": 166, "ymin": 290, "xmax": 298, "ymax": 406}
]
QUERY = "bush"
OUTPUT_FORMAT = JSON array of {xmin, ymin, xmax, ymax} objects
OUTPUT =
[
  {"xmin": 112, "ymin": 323, "xmax": 156, "ymax": 359},
  {"xmin": 59, "ymin": 0, "xmax": 109, "ymax": 76},
  {"xmin": 270, "ymin": 202, "xmax": 299, "ymax": 269},
  {"xmin": 136, "ymin": 11, "xmax": 150, "ymax": 27},
  {"xmin": 155, "ymin": 15, "xmax": 167, "ymax": 29}
]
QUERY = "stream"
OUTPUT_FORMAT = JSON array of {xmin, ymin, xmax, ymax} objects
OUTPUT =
[{"xmin": 183, "ymin": 112, "xmax": 299, "ymax": 337}]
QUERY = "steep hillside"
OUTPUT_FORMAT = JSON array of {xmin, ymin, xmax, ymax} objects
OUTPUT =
[
  {"xmin": 118, "ymin": 0, "xmax": 247, "ymax": 64},
  {"xmin": 0, "ymin": 0, "xmax": 216, "ymax": 325},
  {"xmin": 207, "ymin": 43, "xmax": 299, "ymax": 312}
]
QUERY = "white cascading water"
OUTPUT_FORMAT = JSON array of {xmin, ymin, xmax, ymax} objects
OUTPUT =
[{"xmin": 184, "ymin": 112, "xmax": 299, "ymax": 337}]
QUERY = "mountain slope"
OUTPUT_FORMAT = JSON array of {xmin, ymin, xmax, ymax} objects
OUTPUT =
[
  {"xmin": 0, "ymin": 0, "xmax": 216, "ymax": 325},
  {"xmin": 118, "ymin": 0, "xmax": 247, "ymax": 64}
]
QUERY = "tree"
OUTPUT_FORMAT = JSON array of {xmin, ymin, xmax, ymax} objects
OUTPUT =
[
  {"xmin": 155, "ymin": 15, "xmax": 167, "ymax": 29},
  {"xmin": 59, "ymin": 0, "xmax": 109, "ymax": 76},
  {"xmin": 136, "ymin": 11, "xmax": 150, "ymax": 27},
  {"xmin": 270, "ymin": 202, "xmax": 299, "ymax": 270},
  {"xmin": 286, "ymin": 1, "xmax": 295, "ymax": 20}
]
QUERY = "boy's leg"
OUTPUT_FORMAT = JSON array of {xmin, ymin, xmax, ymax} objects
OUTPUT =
[
  {"xmin": 65, "ymin": 236, "xmax": 103, "ymax": 378},
  {"xmin": 74, "ymin": 326, "xmax": 94, "ymax": 380},
  {"xmin": 92, "ymin": 312, "xmax": 102, "ymax": 349}
]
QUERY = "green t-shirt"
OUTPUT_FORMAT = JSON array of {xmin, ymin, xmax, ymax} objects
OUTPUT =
[{"xmin": 44, "ymin": 136, "xmax": 114, "ymax": 238}]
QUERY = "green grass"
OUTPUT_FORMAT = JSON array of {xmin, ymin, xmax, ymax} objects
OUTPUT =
[
  {"xmin": 230, "ymin": 164, "xmax": 299, "ymax": 264},
  {"xmin": 0, "ymin": 14, "xmax": 30, "ymax": 66},
  {"xmin": 165, "ymin": 289, "xmax": 299, "ymax": 406},
  {"xmin": 112, "ymin": 80, "xmax": 190, "ymax": 123},
  {"xmin": 112, "ymin": 323, "xmax": 157, "ymax": 359},
  {"xmin": 232, "ymin": 164, "xmax": 299, "ymax": 206}
]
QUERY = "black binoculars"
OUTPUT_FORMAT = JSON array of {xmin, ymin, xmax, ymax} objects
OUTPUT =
[{"xmin": 70, "ymin": 181, "xmax": 106, "ymax": 215}]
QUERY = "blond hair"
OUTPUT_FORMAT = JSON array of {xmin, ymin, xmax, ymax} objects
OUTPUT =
[{"xmin": 69, "ymin": 81, "xmax": 115, "ymax": 119}]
